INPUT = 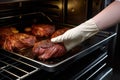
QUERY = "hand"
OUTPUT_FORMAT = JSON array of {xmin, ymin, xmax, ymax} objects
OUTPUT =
[{"xmin": 51, "ymin": 19, "xmax": 99, "ymax": 51}]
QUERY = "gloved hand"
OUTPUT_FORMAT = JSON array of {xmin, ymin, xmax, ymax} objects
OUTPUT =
[{"xmin": 51, "ymin": 19, "xmax": 99, "ymax": 51}]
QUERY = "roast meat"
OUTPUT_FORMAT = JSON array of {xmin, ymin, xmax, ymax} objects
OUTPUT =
[
  {"xmin": 32, "ymin": 24, "xmax": 55, "ymax": 37},
  {"xmin": 32, "ymin": 39, "xmax": 66, "ymax": 60},
  {"xmin": 3, "ymin": 33, "xmax": 36, "ymax": 51},
  {"xmin": 51, "ymin": 27, "xmax": 70, "ymax": 38},
  {"xmin": 0, "ymin": 27, "xmax": 19, "ymax": 47}
]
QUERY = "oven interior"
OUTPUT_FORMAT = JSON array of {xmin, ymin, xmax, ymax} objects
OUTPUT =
[{"xmin": 0, "ymin": 0, "xmax": 116, "ymax": 80}]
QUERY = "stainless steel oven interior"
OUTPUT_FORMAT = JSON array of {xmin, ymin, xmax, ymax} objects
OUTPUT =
[{"xmin": 0, "ymin": 0, "xmax": 117, "ymax": 80}]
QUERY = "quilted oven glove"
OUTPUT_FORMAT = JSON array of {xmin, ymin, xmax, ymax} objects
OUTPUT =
[{"xmin": 51, "ymin": 19, "xmax": 99, "ymax": 51}]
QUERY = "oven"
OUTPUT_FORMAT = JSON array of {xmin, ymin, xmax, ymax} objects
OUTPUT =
[{"xmin": 0, "ymin": 0, "xmax": 117, "ymax": 80}]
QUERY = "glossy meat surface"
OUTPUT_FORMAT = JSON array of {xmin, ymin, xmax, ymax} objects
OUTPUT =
[
  {"xmin": 32, "ymin": 24, "xmax": 55, "ymax": 37},
  {"xmin": 32, "ymin": 39, "xmax": 66, "ymax": 60},
  {"xmin": 0, "ymin": 27, "xmax": 19, "ymax": 47},
  {"xmin": 3, "ymin": 33, "xmax": 36, "ymax": 51}
]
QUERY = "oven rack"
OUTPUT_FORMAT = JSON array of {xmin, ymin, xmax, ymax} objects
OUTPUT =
[{"xmin": 0, "ymin": 52, "xmax": 39, "ymax": 80}]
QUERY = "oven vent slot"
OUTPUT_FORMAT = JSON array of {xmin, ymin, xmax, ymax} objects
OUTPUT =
[
  {"xmin": 0, "ymin": 0, "xmax": 65, "ymax": 23},
  {"xmin": 0, "ymin": 3, "xmax": 20, "ymax": 18},
  {"xmin": 21, "ymin": 1, "xmax": 65, "ymax": 23},
  {"xmin": 0, "ymin": 51, "xmax": 39, "ymax": 80}
]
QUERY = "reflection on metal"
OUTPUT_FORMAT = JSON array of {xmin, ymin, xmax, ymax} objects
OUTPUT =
[{"xmin": 66, "ymin": 0, "xmax": 87, "ymax": 25}]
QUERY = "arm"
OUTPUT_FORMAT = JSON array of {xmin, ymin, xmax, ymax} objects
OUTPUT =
[
  {"xmin": 92, "ymin": 0, "xmax": 120, "ymax": 30},
  {"xmin": 51, "ymin": 1, "xmax": 120, "ymax": 51}
]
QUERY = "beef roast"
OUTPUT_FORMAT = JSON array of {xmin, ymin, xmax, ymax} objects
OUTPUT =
[
  {"xmin": 3, "ymin": 33, "xmax": 36, "ymax": 51},
  {"xmin": 32, "ymin": 39, "xmax": 66, "ymax": 60},
  {"xmin": 0, "ymin": 27, "xmax": 19, "ymax": 47},
  {"xmin": 32, "ymin": 24, "xmax": 55, "ymax": 37}
]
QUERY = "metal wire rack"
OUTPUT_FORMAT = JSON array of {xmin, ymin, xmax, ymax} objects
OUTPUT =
[{"xmin": 0, "ymin": 50, "xmax": 39, "ymax": 80}]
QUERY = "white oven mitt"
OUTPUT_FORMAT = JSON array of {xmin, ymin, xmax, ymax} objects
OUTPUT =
[{"xmin": 51, "ymin": 19, "xmax": 99, "ymax": 51}]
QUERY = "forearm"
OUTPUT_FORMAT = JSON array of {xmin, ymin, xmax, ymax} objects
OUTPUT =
[{"xmin": 92, "ymin": 1, "xmax": 120, "ymax": 30}]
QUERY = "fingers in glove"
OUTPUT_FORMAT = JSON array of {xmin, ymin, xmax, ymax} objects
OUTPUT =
[
  {"xmin": 51, "ymin": 35, "xmax": 64, "ymax": 43},
  {"xmin": 51, "ymin": 29, "xmax": 73, "ymax": 43}
]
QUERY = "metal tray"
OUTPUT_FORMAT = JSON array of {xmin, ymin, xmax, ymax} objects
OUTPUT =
[{"xmin": 0, "ymin": 31, "xmax": 116, "ymax": 72}]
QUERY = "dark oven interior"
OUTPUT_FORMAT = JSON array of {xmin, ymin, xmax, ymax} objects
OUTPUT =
[{"xmin": 0, "ymin": 0, "xmax": 116, "ymax": 80}]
